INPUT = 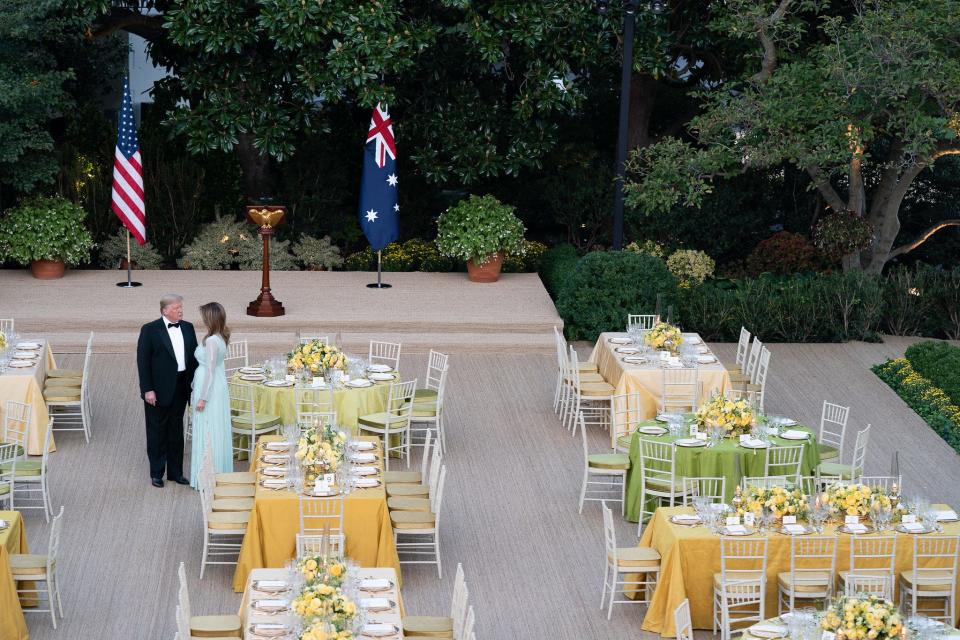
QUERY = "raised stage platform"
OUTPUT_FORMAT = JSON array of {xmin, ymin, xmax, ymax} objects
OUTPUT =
[{"xmin": 0, "ymin": 269, "xmax": 561, "ymax": 353}]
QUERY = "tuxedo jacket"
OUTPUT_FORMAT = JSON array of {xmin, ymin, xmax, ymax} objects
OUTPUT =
[{"xmin": 136, "ymin": 318, "xmax": 199, "ymax": 407}]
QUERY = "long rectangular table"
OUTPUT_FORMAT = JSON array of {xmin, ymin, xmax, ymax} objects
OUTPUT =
[
  {"xmin": 232, "ymin": 435, "xmax": 400, "ymax": 592},
  {"xmin": 636, "ymin": 505, "xmax": 960, "ymax": 637},
  {"xmin": 589, "ymin": 332, "xmax": 732, "ymax": 420},
  {"xmin": 0, "ymin": 340, "xmax": 57, "ymax": 455},
  {"xmin": 0, "ymin": 511, "xmax": 29, "ymax": 640}
]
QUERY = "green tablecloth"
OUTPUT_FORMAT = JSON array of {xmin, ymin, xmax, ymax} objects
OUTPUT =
[{"xmin": 624, "ymin": 421, "xmax": 820, "ymax": 522}]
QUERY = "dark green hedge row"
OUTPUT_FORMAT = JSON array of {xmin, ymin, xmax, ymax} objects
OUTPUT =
[
  {"xmin": 905, "ymin": 341, "xmax": 960, "ymax": 407},
  {"xmin": 873, "ymin": 358, "xmax": 960, "ymax": 454},
  {"xmin": 543, "ymin": 249, "xmax": 960, "ymax": 343}
]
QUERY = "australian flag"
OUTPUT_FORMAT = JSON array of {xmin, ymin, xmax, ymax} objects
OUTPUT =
[{"xmin": 358, "ymin": 103, "xmax": 399, "ymax": 251}]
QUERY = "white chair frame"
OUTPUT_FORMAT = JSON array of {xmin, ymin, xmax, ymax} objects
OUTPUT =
[
  {"xmin": 358, "ymin": 379, "xmax": 417, "ymax": 470},
  {"xmin": 0, "ymin": 443, "xmax": 17, "ymax": 510},
  {"xmin": 16, "ymin": 505, "xmax": 64, "ymax": 628},
  {"xmin": 845, "ymin": 574, "xmax": 893, "ymax": 599},
  {"xmin": 410, "ymin": 350, "xmax": 449, "ymax": 453},
  {"xmin": 578, "ymin": 414, "xmax": 626, "ymax": 515},
  {"xmin": 566, "ymin": 346, "xmax": 612, "ymax": 436},
  {"xmin": 299, "ymin": 494, "xmax": 346, "ymax": 537},
  {"xmin": 764, "ymin": 445, "xmax": 804, "ymax": 486},
  {"xmin": 682, "ymin": 476, "xmax": 726, "ymax": 505},
  {"xmin": 750, "ymin": 347, "xmax": 771, "ymax": 412},
  {"xmin": 741, "ymin": 475, "xmax": 789, "ymax": 491},
  {"xmin": 299, "ymin": 334, "xmax": 330, "ymax": 346},
  {"xmin": 3, "ymin": 400, "xmax": 30, "ymax": 458},
  {"xmin": 294, "ymin": 386, "xmax": 335, "ymax": 423},
  {"xmin": 778, "ymin": 535, "xmax": 837, "ymax": 614},
  {"xmin": 198, "ymin": 458, "xmax": 244, "ymax": 579},
  {"xmin": 637, "ymin": 438, "xmax": 688, "ymax": 531},
  {"xmin": 295, "ymin": 533, "xmax": 346, "ymax": 560},
  {"xmin": 228, "ymin": 381, "xmax": 281, "ymax": 462},
  {"xmin": 627, "ymin": 314, "xmax": 659, "ymax": 331},
  {"xmin": 601, "ymin": 500, "xmax": 659, "ymax": 619},
  {"xmin": 611, "ymin": 392, "xmax": 643, "ymax": 452},
  {"xmin": 660, "ymin": 367, "xmax": 700, "ymax": 414},
  {"xmin": 11, "ymin": 417, "xmax": 54, "ymax": 520},
  {"xmin": 858, "ymin": 475, "xmax": 903, "ymax": 494},
  {"xmin": 394, "ymin": 465, "xmax": 446, "ymax": 578},
  {"xmin": 675, "ymin": 598, "xmax": 693, "ymax": 640},
  {"xmin": 730, "ymin": 327, "xmax": 751, "ymax": 372},
  {"xmin": 838, "ymin": 535, "xmax": 897, "ymax": 595},
  {"xmin": 819, "ymin": 401, "xmax": 849, "ymax": 462},
  {"xmin": 899, "ymin": 535, "xmax": 959, "ymax": 624},
  {"xmin": 46, "ymin": 332, "xmax": 93, "ymax": 443},
  {"xmin": 713, "ymin": 537, "xmax": 768, "ymax": 640},
  {"xmin": 0, "ymin": 319, "xmax": 13, "ymax": 335},
  {"xmin": 369, "ymin": 340, "xmax": 401, "ymax": 370},
  {"xmin": 223, "ymin": 339, "xmax": 248, "ymax": 376}
]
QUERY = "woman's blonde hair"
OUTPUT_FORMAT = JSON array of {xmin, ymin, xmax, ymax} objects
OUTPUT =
[{"xmin": 199, "ymin": 302, "xmax": 230, "ymax": 346}]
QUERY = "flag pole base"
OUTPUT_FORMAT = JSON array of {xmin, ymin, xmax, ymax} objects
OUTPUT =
[
  {"xmin": 366, "ymin": 282, "xmax": 392, "ymax": 288},
  {"xmin": 116, "ymin": 281, "xmax": 143, "ymax": 287}
]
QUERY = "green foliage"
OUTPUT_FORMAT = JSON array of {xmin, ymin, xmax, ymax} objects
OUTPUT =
[
  {"xmin": 666, "ymin": 249, "xmax": 715, "ymax": 286},
  {"xmin": 98, "ymin": 228, "xmax": 164, "ymax": 269},
  {"xmin": 342, "ymin": 239, "xmax": 454, "ymax": 272},
  {"xmin": 0, "ymin": 195, "xmax": 94, "ymax": 266},
  {"xmin": 291, "ymin": 234, "xmax": 344, "ymax": 271},
  {"xmin": 556, "ymin": 251, "xmax": 678, "ymax": 341},
  {"xmin": 873, "ymin": 358, "xmax": 960, "ymax": 453},
  {"xmin": 538, "ymin": 243, "xmax": 579, "ymax": 298},
  {"xmin": 179, "ymin": 214, "xmax": 296, "ymax": 270},
  {"xmin": 905, "ymin": 341, "xmax": 960, "ymax": 408},
  {"xmin": 742, "ymin": 232, "xmax": 832, "ymax": 277},
  {"xmin": 435, "ymin": 194, "xmax": 525, "ymax": 263},
  {"xmin": 813, "ymin": 213, "xmax": 875, "ymax": 260},
  {"xmin": 502, "ymin": 240, "xmax": 547, "ymax": 274},
  {"xmin": 883, "ymin": 266, "xmax": 940, "ymax": 336},
  {"xmin": 625, "ymin": 240, "xmax": 666, "ymax": 260}
]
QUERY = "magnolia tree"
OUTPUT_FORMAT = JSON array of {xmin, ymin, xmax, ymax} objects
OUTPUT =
[{"xmin": 625, "ymin": 0, "xmax": 960, "ymax": 272}]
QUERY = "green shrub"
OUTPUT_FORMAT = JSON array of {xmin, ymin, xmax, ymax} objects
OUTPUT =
[
  {"xmin": 883, "ymin": 265, "xmax": 939, "ymax": 336},
  {"xmin": 873, "ymin": 358, "xmax": 960, "ymax": 453},
  {"xmin": 179, "ymin": 214, "xmax": 296, "ymax": 270},
  {"xmin": 401, "ymin": 238, "xmax": 454, "ymax": 272},
  {"xmin": 666, "ymin": 249, "xmax": 715, "ymax": 286},
  {"xmin": 0, "ymin": 195, "xmax": 94, "ymax": 267},
  {"xmin": 502, "ymin": 240, "xmax": 548, "ymax": 273},
  {"xmin": 291, "ymin": 234, "xmax": 343, "ymax": 270},
  {"xmin": 539, "ymin": 243, "xmax": 579, "ymax": 298},
  {"xmin": 743, "ymin": 231, "xmax": 832, "ymax": 276},
  {"xmin": 625, "ymin": 239, "xmax": 666, "ymax": 259},
  {"xmin": 98, "ymin": 227, "xmax": 165, "ymax": 269},
  {"xmin": 341, "ymin": 239, "xmax": 455, "ymax": 272},
  {"xmin": 343, "ymin": 247, "xmax": 375, "ymax": 271},
  {"xmin": 556, "ymin": 250, "xmax": 678, "ymax": 341},
  {"xmin": 435, "ymin": 194, "xmax": 526, "ymax": 263},
  {"xmin": 905, "ymin": 341, "xmax": 960, "ymax": 407}
]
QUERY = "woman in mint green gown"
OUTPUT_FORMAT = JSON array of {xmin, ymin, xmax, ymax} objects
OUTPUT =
[{"xmin": 190, "ymin": 302, "xmax": 233, "ymax": 488}]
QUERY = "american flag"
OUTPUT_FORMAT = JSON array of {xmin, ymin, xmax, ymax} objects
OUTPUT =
[
  {"xmin": 111, "ymin": 77, "xmax": 146, "ymax": 245},
  {"xmin": 357, "ymin": 103, "xmax": 399, "ymax": 251}
]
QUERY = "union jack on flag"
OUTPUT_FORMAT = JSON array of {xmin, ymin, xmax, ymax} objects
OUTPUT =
[
  {"xmin": 358, "ymin": 103, "xmax": 399, "ymax": 251},
  {"xmin": 111, "ymin": 77, "xmax": 146, "ymax": 245}
]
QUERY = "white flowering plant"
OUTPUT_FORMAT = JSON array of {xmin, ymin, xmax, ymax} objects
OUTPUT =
[
  {"xmin": 435, "ymin": 194, "xmax": 526, "ymax": 264},
  {"xmin": 0, "ymin": 196, "xmax": 94, "ymax": 267}
]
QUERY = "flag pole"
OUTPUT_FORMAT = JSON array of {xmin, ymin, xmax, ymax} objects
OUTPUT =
[
  {"xmin": 366, "ymin": 250, "xmax": 391, "ymax": 289},
  {"xmin": 116, "ymin": 228, "xmax": 142, "ymax": 288}
]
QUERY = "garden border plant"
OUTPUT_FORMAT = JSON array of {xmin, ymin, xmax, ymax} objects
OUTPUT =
[{"xmin": 873, "ymin": 357, "xmax": 960, "ymax": 453}]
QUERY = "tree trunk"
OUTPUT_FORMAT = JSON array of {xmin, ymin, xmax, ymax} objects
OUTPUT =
[
  {"xmin": 627, "ymin": 73, "xmax": 658, "ymax": 152},
  {"xmin": 235, "ymin": 133, "xmax": 277, "ymax": 202}
]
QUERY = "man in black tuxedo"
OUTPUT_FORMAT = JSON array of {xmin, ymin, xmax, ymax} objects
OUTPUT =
[{"xmin": 136, "ymin": 293, "xmax": 198, "ymax": 487}]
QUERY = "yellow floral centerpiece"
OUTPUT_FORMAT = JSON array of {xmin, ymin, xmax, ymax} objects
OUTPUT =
[
  {"xmin": 295, "ymin": 423, "xmax": 347, "ymax": 477},
  {"xmin": 291, "ymin": 583, "xmax": 357, "ymax": 630},
  {"xmin": 288, "ymin": 339, "xmax": 347, "ymax": 374},
  {"xmin": 695, "ymin": 393, "xmax": 755, "ymax": 437},
  {"xmin": 0, "ymin": 331, "xmax": 6, "ymax": 351},
  {"xmin": 738, "ymin": 484, "xmax": 809, "ymax": 519},
  {"xmin": 299, "ymin": 621, "xmax": 353, "ymax": 640},
  {"xmin": 824, "ymin": 483, "xmax": 892, "ymax": 519},
  {"xmin": 644, "ymin": 321, "xmax": 684, "ymax": 352},
  {"xmin": 298, "ymin": 555, "xmax": 347, "ymax": 586},
  {"xmin": 821, "ymin": 595, "xmax": 902, "ymax": 640}
]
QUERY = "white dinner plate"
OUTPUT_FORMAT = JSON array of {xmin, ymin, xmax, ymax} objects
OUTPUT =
[
  {"xmin": 740, "ymin": 440, "xmax": 770, "ymax": 449},
  {"xmin": 608, "ymin": 337, "xmax": 632, "ymax": 344},
  {"xmin": 353, "ymin": 466, "xmax": 379, "ymax": 476},
  {"xmin": 367, "ymin": 364, "xmax": 392, "ymax": 373},
  {"xmin": 682, "ymin": 334, "xmax": 702, "ymax": 345},
  {"xmin": 346, "ymin": 379, "xmax": 374, "ymax": 388},
  {"xmin": 779, "ymin": 430, "xmax": 809, "ymax": 440},
  {"xmin": 241, "ymin": 374, "xmax": 266, "ymax": 381},
  {"xmin": 675, "ymin": 438, "xmax": 706, "ymax": 447},
  {"xmin": 368, "ymin": 372, "xmax": 395, "ymax": 381},
  {"xmin": 239, "ymin": 366, "xmax": 265, "ymax": 374},
  {"xmin": 353, "ymin": 478, "xmax": 381, "ymax": 488},
  {"xmin": 7, "ymin": 361, "xmax": 34, "ymax": 368},
  {"xmin": 697, "ymin": 355, "xmax": 717, "ymax": 364},
  {"xmin": 351, "ymin": 441, "xmax": 377, "ymax": 451},
  {"xmin": 263, "ymin": 380, "xmax": 294, "ymax": 387},
  {"xmin": 16, "ymin": 342, "xmax": 41, "ymax": 350},
  {"xmin": 638, "ymin": 426, "xmax": 667, "ymax": 435},
  {"xmin": 614, "ymin": 346, "xmax": 640, "ymax": 354}
]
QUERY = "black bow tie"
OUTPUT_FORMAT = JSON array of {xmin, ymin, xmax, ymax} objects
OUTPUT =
[{"xmin": 167, "ymin": 322, "xmax": 180, "ymax": 329}]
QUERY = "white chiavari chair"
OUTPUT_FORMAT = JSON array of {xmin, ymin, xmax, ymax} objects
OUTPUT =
[
  {"xmin": 201, "ymin": 437, "xmax": 253, "ymax": 512},
  {"xmin": 45, "ymin": 332, "xmax": 93, "ymax": 442},
  {"xmin": 358, "ymin": 379, "xmax": 417, "ymax": 470},
  {"xmin": 12, "ymin": 505, "xmax": 64, "ymax": 628},
  {"xmin": 742, "ymin": 476, "xmax": 789, "ymax": 491},
  {"xmin": 7, "ymin": 417, "xmax": 54, "ymax": 520},
  {"xmin": 299, "ymin": 494, "xmax": 345, "ymax": 537},
  {"xmin": 838, "ymin": 535, "xmax": 897, "ymax": 596},
  {"xmin": 294, "ymin": 386, "xmax": 336, "ymax": 425},
  {"xmin": 844, "ymin": 574, "xmax": 893, "ymax": 599},
  {"xmin": 675, "ymin": 598, "xmax": 693, "ymax": 640},
  {"xmin": 713, "ymin": 537, "xmax": 768, "ymax": 640},
  {"xmin": 223, "ymin": 339, "xmax": 248, "ymax": 376},
  {"xmin": 601, "ymin": 500, "xmax": 660, "ymax": 619},
  {"xmin": 385, "ymin": 433, "xmax": 437, "ymax": 496},
  {"xmin": 660, "ymin": 367, "xmax": 700, "ymax": 414},
  {"xmin": 778, "ymin": 535, "xmax": 837, "ymax": 614},
  {"xmin": 683, "ymin": 476, "xmax": 726, "ymax": 505},
  {"xmin": 391, "ymin": 465, "xmax": 446, "ymax": 578},
  {"xmin": 402, "ymin": 563, "xmax": 466, "ymax": 637},
  {"xmin": 369, "ymin": 340, "xmax": 401, "ymax": 371},
  {"xmin": 818, "ymin": 401, "xmax": 849, "ymax": 463},
  {"xmin": 744, "ymin": 346, "xmax": 771, "ymax": 412},
  {"xmin": 819, "ymin": 424, "xmax": 870, "ymax": 480},
  {"xmin": 295, "ymin": 533, "xmax": 346, "ymax": 560},
  {"xmin": 409, "ymin": 350, "xmax": 449, "ymax": 453},
  {"xmin": 565, "ymin": 346, "xmax": 614, "ymax": 436},
  {"xmin": 0, "ymin": 319, "xmax": 12, "ymax": 335},
  {"xmin": 460, "ymin": 605, "xmax": 475, "ymax": 640},
  {"xmin": 578, "ymin": 414, "xmax": 629, "ymax": 515},
  {"xmin": 3, "ymin": 400, "xmax": 30, "ymax": 459},
  {"xmin": 177, "ymin": 561, "xmax": 242, "ymax": 636},
  {"xmin": 0, "ymin": 443, "xmax": 16, "ymax": 509},
  {"xmin": 299, "ymin": 334, "xmax": 330, "ymax": 345},
  {"xmin": 723, "ymin": 327, "xmax": 751, "ymax": 375},
  {"xmin": 612, "ymin": 392, "xmax": 643, "ymax": 452},
  {"xmin": 554, "ymin": 329, "xmax": 603, "ymax": 421},
  {"xmin": 797, "ymin": 475, "xmax": 839, "ymax": 496},
  {"xmin": 198, "ymin": 459, "xmax": 247, "ymax": 578},
  {"xmin": 388, "ymin": 447, "xmax": 442, "ymax": 513},
  {"xmin": 858, "ymin": 475, "xmax": 903, "ymax": 494},
  {"xmin": 228, "ymin": 381, "xmax": 282, "ymax": 462},
  {"xmin": 899, "ymin": 535, "xmax": 959, "ymax": 623},
  {"xmin": 627, "ymin": 314, "xmax": 659, "ymax": 331},
  {"xmin": 764, "ymin": 445, "xmax": 804, "ymax": 486},
  {"xmin": 731, "ymin": 337, "xmax": 762, "ymax": 386},
  {"xmin": 638, "ymin": 438, "xmax": 688, "ymax": 531},
  {"xmin": 725, "ymin": 388, "xmax": 761, "ymax": 405}
]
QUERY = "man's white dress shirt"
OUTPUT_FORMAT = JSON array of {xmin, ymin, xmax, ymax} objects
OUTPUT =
[{"xmin": 162, "ymin": 315, "xmax": 187, "ymax": 372}]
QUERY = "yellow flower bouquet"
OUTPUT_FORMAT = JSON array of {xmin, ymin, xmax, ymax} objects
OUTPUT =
[
  {"xmin": 288, "ymin": 339, "xmax": 347, "ymax": 374},
  {"xmin": 644, "ymin": 321, "xmax": 684, "ymax": 351},
  {"xmin": 297, "ymin": 555, "xmax": 347, "ymax": 586},
  {"xmin": 695, "ymin": 393, "xmax": 755, "ymax": 437},
  {"xmin": 291, "ymin": 583, "xmax": 357, "ymax": 630},
  {"xmin": 821, "ymin": 595, "xmax": 902, "ymax": 640},
  {"xmin": 0, "ymin": 331, "xmax": 6, "ymax": 351},
  {"xmin": 738, "ymin": 485, "xmax": 808, "ymax": 519},
  {"xmin": 295, "ymin": 423, "xmax": 347, "ymax": 476},
  {"xmin": 824, "ymin": 483, "xmax": 892, "ymax": 519},
  {"xmin": 299, "ymin": 621, "xmax": 354, "ymax": 640}
]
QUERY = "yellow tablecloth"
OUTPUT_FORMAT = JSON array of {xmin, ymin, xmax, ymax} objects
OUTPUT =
[
  {"xmin": 232, "ymin": 377, "xmax": 392, "ymax": 433},
  {"xmin": 589, "ymin": 333, "xmax": 732, "ymax": 420},
  {"xmin": 636, "ymin": 506, "xmax": 960, "ymax": 637},
  {"xmin": 0, "ymin": 342, "xmax": 56, "ymax": 455},
  {"xmin": 0, "ymin": 511, "xmax": 29, "ymax": 640},
  {"xmin": 232, "ymin": 435, "xmax": 400, "ymax": 592}
]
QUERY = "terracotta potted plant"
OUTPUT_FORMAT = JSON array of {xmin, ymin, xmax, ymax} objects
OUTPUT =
[
  {"xmin": 0, "ymin": 196, "xmax": 94, "ymax": 279},
  {"xmin": 435, "ymin": 194, "xmax": 526, "ymax": 283}
]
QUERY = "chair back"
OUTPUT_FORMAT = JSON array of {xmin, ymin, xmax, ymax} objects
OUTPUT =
[
  {"xmin": 80, "ymin": 333, "xmax": 94, "ymax": 419},
  {"xmin": 295, "ymin": 533, "xmax": 345, "ymax": 560},
  {"xmin": 627, "ymin": 314, "xmax": 659, "ymax": 331},
  {"xmin": 424, "ymin": 350, "xmax": 449, "ymax": 394},
  {"xmin": 431, "ymin": 465, "xmax": 447, "ymax": 516},
  {"xmin": 461, "ymin": 606, "xmax": 475, "ymax": 640},
  {"xmin": 227, "ymin": 381, "xmax": 256, "ymax": 426},
  {"xmin": 743, "ymin": 337, "xmax": 763, "ymax": 382},
  {"xmin": 450, "ymin": 563, "xmax": 469, "ymax": 630},
  {"xmin": 849, "ymin": 534, "xmax": 897, "ymax": 576},
  {"xmin": 175, "ymin": 605, "xmax": 190, "ymax": 640},
  {"xmin": 426, "ymin": 444, "xmax": 444, "ymax": 501},
  {"xmin": 422, "ymin": 433, "xmax": 442, "ymax": 486},
  {"xmin": 742, "ymin": 475, "xmax": 788, "ymax": 491},
  {"xmin": 789, "ymin": 535, "xmax": 837, "ymax": 597},
  {"xmin": 0, "ymin": 443, "xmax": 17, "ymax": 487},
  {"xmin": 47, "ymin": 505, "xmax": 65, "ymax": 576},
  {"xmin": 660, "ymin": 368, "xmax": 699, "ymax": 413},
  {"xmin": 725, "ymin": 388, "xmax": 761, "ymax": 406},
  {"xmin": 299, "ymin": 494, "xmax": 345, "ymax": 536},
  {"xmin": 819, "ymin": 401, "xmax": 849, "ymax": 455},
  {"xmin": 294, "ymin": 387, "xmax": 335, "ymax": 425},
  {"xmin": 912, "ymin": 535, "xmax": 960, "ymax": 592},
  {"xmin": 764, "ymin": 445, "xmax": 804, "ymax": 485},
  {"xmin": 0, "ymin": 319, "xmax": 13, "ymax": 335},
  {"xmin": 177, "ymin": 561, "xmax": 192, "ymax": 621},
  {"xmin": 369, "ymin": 340, "xmax": 401, "ymax": 370},
  {"xmin": 224, "ymin": 339, "xmax": 248, "ymax": 375},
  {"xmin": 567, "ymin": 345, "xmax": 585, "ymax": 390},
  {"xmin": 734, "ymin": 327, "xmax": 751, "ymax": 369},
  {"xmin": 674, "ymin": 598, "xmax": 694, "ymax": 640},
  {"xmin": 3, "ymin": 400, "xmax": 31, "ymax": 453},
  {"xmin": 851, "ymin": 425, "xmax": 870, "ymax": 477},
  {"xmin": 858, "ymin": 475, "xmax": 902, "ymax": 494},
  {"xmin": 797, "ymin": 475, "xmax": 823, "ymax": 496},
  {"xmin": 682, "ymin": 477, "xmax": 726, "ymax": 505},
  {"xmin": 640, "ymin": 439, "xmax": 679, "ymax": 491},
  {"xmin": 553, "ymin": 327, "xmax": 567, "ymax": 373},
  {"xmin": 299, "ymin": 334, "xmax": 329, "ymax": 345},
  {"xmin": 844, "ymin": 574, "xmax": 893, "ymax": 599},
  {"xmin": 601, "ymin": 500, "xmax": 618, "ymax": 566},
  {"xmin": 719, "ymin": 537, "xmax": 768, "ymax": 595},
  {"xmin": 611, "ymin": 392, "xmax": 643, "ymax": 450}
]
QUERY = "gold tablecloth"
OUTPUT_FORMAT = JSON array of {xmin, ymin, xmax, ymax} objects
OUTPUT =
[
  {"xmin": 636, "ymin": 505, "xmax": 960, "ymax": 637},
  {"xmin": 0, "ymin": 511, "xmax": 29, "ymax": 640},
  {"xmin": 589, "ymin": 333, "xmax": 732, "ymax": 420},
  {"xmin": 232, "ymin": 435, "xmax": 400, "ymax": 592},
  {"xmin": 232, "ymin": 377, "xmax": 392, "ymax": 433},
  {"xmin": 0, "ymin": 342, "xmax": 56, "ymax": 455}
]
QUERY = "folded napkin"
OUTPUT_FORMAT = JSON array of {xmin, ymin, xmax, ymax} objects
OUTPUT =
[
  {"xmin": 742, "ymin": 438, "xmax": 766, "ymax": 448},
  {"xmin": 673, "ymin": 514, "xmax": 700, "ymax": 522},
  {"xmin": 784, "ymin": 524, "xmax": 807, "ymax": 535},
  {"xmin": 750, "ymin": 623, "xmax": 787, "ymax": 638},
  {"xmin": 362, "ymin": 623, "xmax": 397, "ymax": 637},
  {"xmin": 936, "ymin": 509, "xmax": 958, "ymax": 521},
  {"xmin": 352, "ymin": 441, "xmax": 376, "ymax": 451},
  {"xmin": 351, "ymin": 452, "xmax": 377, "ymax": 463},
  {"xmin": 354, "ymin": 478, "xmax": 380, "ymax": 488},
  {"xmin": 902, "ymin": 522, "xmax": 925, "ymax": 532},
  {"xmin": 263, "ymin": 454, "xmax": 289, "ymax": 463},
  {"xmin": 262, "ymin": 478, "xmax": 289, "ymax": 488},
  {"xmin": 608, "ymin": 337, "xmax": 632, "ymax": 344},
  {"xmin": 360, "ymin": 578, "xmax": 392, "ymax": 590},
  {"xmin": 254, "ymin": 580, "xmax": 289, "ymax": 590},
  {"xmin": 250, "ymin": 623, "xmax": 291, "ymax": 638},
  {"xmin": 261, "ymin": 467, "xmax": 289, "ymax": 477},
  {"xmin": 615, "ymin": 346, "xmax": 639, "ymax": 353},
  {"xmin": 360, "ymin": 598, "xmax": 392, "ymax": 610},
  {"xmin": 780, "ymin": 430, "xmax": 808, "ymax": 440},
  {"xmin": 353, "ymin": 466, "xmax": 378, "ymax": 476},
  {"xmin": 845, "ymin": 523, "xmax": 868, "ymax": 533},
  {"xmin": 725, "ymin": 524, "xmax": 748, "ymax": 535},
  {"xmin": 263, "ymin": 441, "xmax": 292, "ymax": 451},
  {"xmin": 253, "ymin": 599, "xmax": 289, "ymax": 612},
  {"xmin": 697, "ymin": 355, "xmax": 716, "ymax": 364},
  {"xmin": 0, "ymin": 519, "xmax": 8, "ymax": 528}
]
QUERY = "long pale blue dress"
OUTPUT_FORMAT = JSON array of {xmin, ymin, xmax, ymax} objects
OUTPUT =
[{"xmin": 190, "ymin": 334, "xmax": 232, "ymax": 488}]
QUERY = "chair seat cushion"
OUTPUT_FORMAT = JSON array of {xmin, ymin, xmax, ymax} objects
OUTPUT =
[
  {"xmin": 728, "ymin": 372, "xmax": 751, "ymax": 383},
  {"xmin": 403, "ymin": 615, "xmax": 454, "ymax": 635},
  {"xmin": 578, "ymin": 362, "xmax": 599, "ymax": 373},
  {"xmin": 216, "ymin": 472, "xmax": 256, "ymax": 485},
  {"xmin": 190, "ymin": 613, "xmax": 242, "ymax": 636},
  {"xmin": 612, "ymin": 546, "xmax": 660, "ymax": 569},
  {"xmin": 47, "ymin": 368, "xmax": 82, "ymax": 378},
  {"xmin": 384, "ymin": 470, "xmax": 421, "ymax": 484},
  {"xmin": 817, "ymin": 443, "xmax": 839, "ymax": 461},
  {"xmin": 818, "ymin": 462, "xmax": 854, "ymax": 479},
  {"xmin": 231, "ymin": 414, "xmax": 281, "ymax": 428},
  {"xmin": 713, "ymin": 571, "xmax": 765, "ymax": 593},
  {"xmin": 207, "ymin": 510, "xmax": 250, "ymax": 530},
  {"xmin": 10, "ymin": 554, "xmax": 49, "ymax": 577},
  {"xmin": 214, "ymin": 484, "xmax": 255, "ymax": 499},
  {"xmin": 44, "ymin": 377, "xmax": 81, "ymax": 388},
  {"xmin": 212, "ymin": 497, "xmax": 254, "ymax": 512},
  {"xmin": 0, "ymin": 460, "xmax": 42, "ymax": 477},
  {"xmin": 838, "ymin": 570, "xmax": 893, "ymax": 583},
  {"xmin": 580, "ymin": 382, "xmax": 616, "ymax": 397},
  {"xmin": 645, "ymin": 477, "xmax": 686, "ymax": 492},
  {"xmin": 588, "ymin": 453, "xmax": 630, "ymax": 470},
  {"xmin": 358, "ymin": 412, "xmax": 408, "ymax": 429},
  {"xmin": 900, "ymin": 570, "xmax": 955, "ymax": 591},
  {"xmin": 388, "ymin": 496, "xmax": 431, "ymax": 512},
  {"xmin": 721, "ymin": 361, "xmax": 741, "ymax": 374},
  {"xmin": 44, "ymin": 389, "xmax": 80, "ymax": 401},
  {"xmin": 386, "ymin": 483, "xmax": 429, "ymax": 497},
  {"xmin": 570, "ymin": 372, "xmax": 605, "ymax": 384},
  {"xmin": 401, "ymin": 402, "xmax": 438, "ymax": 418},
  {"xmin": 777, "ymin": 572, "xmax": 832, "ymax": 593},
  {"xmin": 745, "ymin": 383, "xmax": 763, "ymax": 391},
  {"xmin": 616, "ymin": 434, "xmax": 633, "ymax": 451},
  {"xmin": 390, "ymin": 510, "xmax": 436, "ymax": 530},
  {"xmin": 0, "ymin": 483, "xmax": 9, "ymax": 496},
  {"xmin": 413, "ymin": 388, "xmax": 439, "ymax": 401}
]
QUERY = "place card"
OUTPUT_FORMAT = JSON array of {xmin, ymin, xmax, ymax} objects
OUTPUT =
[
  {"xmin": 782, "ymin": 515, "xmax": 797, "ymax": 525},
  {"xmin": 360, "ymin": 598, "xmax": 393, "ymax": 611},
  {"xmin": 739, "ymin": 434, "xmax": 751, "ymax": 444},
  {"xmin": 689, "ymin": 423, "xmax": 699, "ymax": 435},
  {"xmin": 726, "ymin": 515, "xmax": 741, "ymax": 526},
  {"xmin": 314, "ymin": 477, "xmax": 330, "ymax": 494},
  {"xmin": 695, "ymin": 432, "xmax": 708, "ymax": 441},
  {"xmin": 323, "ymin": 473, "xmax": 335, "ymax": 485},
  {"xmin": 342, "ymin": 374, "xmax": 351, "ymax": 382},
  {"xmin": 936, "ymin": 509, "xmax": 958, "ymax": 521},
  {"xmin": 743, "ymin": 513, "xmax": 756, "ymax": 527},
  {"xmin": 845, "ymin": 515, "xmax": 860, "ymax": 525},
  {"xmin": 822, "ymin": 631, "xmax": 837, "ymax": 640},
  {"xmin": 902, "ymin": 514, "xmax": 917, "ymax": 524}
]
